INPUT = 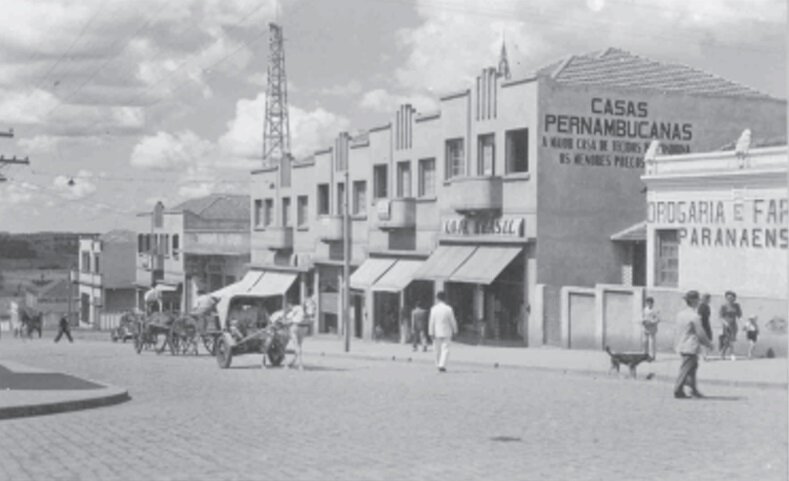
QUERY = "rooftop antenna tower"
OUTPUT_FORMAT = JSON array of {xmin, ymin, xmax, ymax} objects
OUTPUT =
[{"xmin": 262, "ymin": 21, "xmax": 290, "ymax": 166}]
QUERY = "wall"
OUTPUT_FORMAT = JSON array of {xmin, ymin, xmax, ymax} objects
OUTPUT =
[
  {"xmin": 645, "ymin": 161, "xmax": 787, "ymax": 299},
  {"xmin": 536, "ymin": 80, "xmax": 787, "ymax": 290},
  {"xmin": 104, "ymin": 288, "xmax": 137, "ymax": 313},
  {"xmin": 101, "ymin": 240, "xmax": 136, "ymax": 288}
]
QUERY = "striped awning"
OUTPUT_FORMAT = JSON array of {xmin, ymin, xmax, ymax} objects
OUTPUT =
[
  {"xmin": 448, "ymin": 247, "xmax": 521, "ymax": 285},
  {"xmin": 372, "ymin": 260, "xmax": 423, "ymax": 292},
  {"xmin": 412, "ymin": 245, "xmax": 475, "ymax": 281}
]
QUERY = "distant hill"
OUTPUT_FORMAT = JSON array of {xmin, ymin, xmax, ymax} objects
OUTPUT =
[{"xmin": 0, "ymin": 232, "xmax": 98, "ymax": 270}]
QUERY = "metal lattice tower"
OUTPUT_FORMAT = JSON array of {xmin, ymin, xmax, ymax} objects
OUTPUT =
[{"xmin": 262, "ymin": 22, "xmax": 290, "ymax": 166}]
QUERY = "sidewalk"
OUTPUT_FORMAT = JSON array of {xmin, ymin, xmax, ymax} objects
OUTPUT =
[
  {"xmin": 300, "ymin": 335, "xmax": 788, "ymax": 389},
  {"xmin": 0, "ymin": 360, "xmax": 130, "ymax": 420},
  {"xmin": 67, "ymin": 328, "xmax": 787, "ymax": 389}
]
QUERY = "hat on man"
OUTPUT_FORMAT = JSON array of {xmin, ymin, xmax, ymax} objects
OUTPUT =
[{"xmin": 683, "ymin": 290, "xmax": 700, "ymax": 302}]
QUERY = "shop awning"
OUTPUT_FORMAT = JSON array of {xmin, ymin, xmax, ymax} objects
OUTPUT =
[
  {"xmin": 349, "ymin": 258, "xmax": 396, "ymax": 290},
  {"xmin": 412, "ymin": 245, "xmax": 476, "ymax": 281},
  {"xmin": 209, "ymin": 271, "xmax": 263, "ymax": 299},
  {"xmin": 610, "ymin": 221, "xmax": 646, "ymax": 242},
  {"xmin": 448, "ymin": 246, "xmax": 522, "ymax": 284},
  {"xmin": 248, "ymin": 271, "xmax": 298, "ymax": 297},
  {"xmin": 372, "ymin": 259, "xmax": 424, "ymax": 292}
]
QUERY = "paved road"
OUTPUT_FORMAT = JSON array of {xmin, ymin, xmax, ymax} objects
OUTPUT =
[{"xmin": 0, "ymin": 337, "xmax": 786, "ymax": 481}]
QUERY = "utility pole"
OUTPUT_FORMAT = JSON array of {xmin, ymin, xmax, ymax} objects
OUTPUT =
[
  {"xmin": 0, "ymin": 128, "xmax": 31, "ymax": 182},
  {"xmin": 343, "ymin": 165, "xmax": 351, "ymax": 352}
]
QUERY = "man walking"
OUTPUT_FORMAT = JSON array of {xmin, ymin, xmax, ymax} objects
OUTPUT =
[
  {"xmin": 428, "ymin": 292, "xmax": 457, "ymax": 372},
  {"xmin": 54, "ymin": 315, "xmax": 73, "ymax": 343},
  {"xmin": 674, "ymin": 290, "xmax": 712, "ymax": 399},
  {"xmin": 411, "ymin": 301, "xmax": 428, "ymax": 352},
  {"xmin": 642, "ymin": 297, "xmax": 660, "ymax": 360}
]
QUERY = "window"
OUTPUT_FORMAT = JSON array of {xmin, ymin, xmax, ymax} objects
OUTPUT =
[
  {"xmin": 145, "ymin": 234, "xmax": 151, "ymax": 253},
  {"xmin": 445, "ymin": 138, "xmax": 465, "ymax": 179},
  {"xmin": 353, "ymin": 181, "xmax": 367, "ymax": 215},
  {"xmin": 254, "ymin": 199, "xmax": 263, "ymax": 228},
  {"xmin": 137, "ymin": 234, "xmax": 144, "ymax": 253},
  {"xmin": 418, "ymin": 158, "xmax": 436, "ymax": 197},
  {"xmin": 505, "ymin": 128, "xmax": 529, "ymax": 174},
  {"xmin": 656, "ymin": 230, "xmax": 679, "ymax": 287},
  {"xmin": 172, "ymin": 234, "xmax": 179, "ymax": 253},
  {"xmin": 317, "ymin": 184, "xmax": 330, "ymax": 215},
  {"xmin": 373, "ymin": 165, "xmax": 388, "ymax": 199},
  {"xmin": 477, "ymin": 133, "xmax": 495, "ymax": 176},
  {"xmin": 336, "ymin": 183, "xmax": 345, "ymax": 216},
  {"xmin": 93, "ymin": 254, "xmax": 100, "ymax": 274},
  {"xmin": 297, "ymin": 196, "xmax": 308, "ymax": 227},
  {"xmin": 396, "ymin": 161, "xmax": 412, "ymax": 198},
  {"xmin": 81, "ymin": 252, "xmax": 91, "ymax": 273},
  {"xmin": 163, "ymin": 234, "xmax": 169, "ymax": 255},
  {"xmin": 264, "ymin": 199, "xmax": 274, "ymax": 226},
  {"xmin": 282, "ymin": 197, "xmax": 291, "ymax": 227}
]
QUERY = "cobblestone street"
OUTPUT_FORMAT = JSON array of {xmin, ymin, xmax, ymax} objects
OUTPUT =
[{"xmin": 0, "ymin": 337, "xmax": 786, "ymax": 481}]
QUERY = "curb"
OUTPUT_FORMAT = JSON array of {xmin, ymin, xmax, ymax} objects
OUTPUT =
[
  {"xmin": 306, "ymin": 350, "xmax": 788, "ymax": 391},
  {"xmin": 0, "ymin": 388, "xmax": 130, "ymax": 420}
]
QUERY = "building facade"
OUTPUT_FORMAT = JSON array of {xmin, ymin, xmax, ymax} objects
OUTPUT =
[
  {"xmin": 76, "ymin": 230, "xmax": 137, "ymax": 327},
  {"xmin": 135, "ymin": 194, "xmax": 251, "ymax": 313},
  {"xmin": 247, "ymin": 47, "xmax": 787, "ymax": 346}
]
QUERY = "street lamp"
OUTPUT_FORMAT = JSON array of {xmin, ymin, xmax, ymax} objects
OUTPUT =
[{"xmin": 342, "ymin": 166, "xmax": 351, "ymax": 352}]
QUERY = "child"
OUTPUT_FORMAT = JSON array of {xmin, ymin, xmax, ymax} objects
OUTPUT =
[
  {"xmin": 642, "ymin": 297, "xmax": 660, "ymax": 359},
  {"xmin": 743, "ymin": 315, "xmax": 759, "ymax": 359}
]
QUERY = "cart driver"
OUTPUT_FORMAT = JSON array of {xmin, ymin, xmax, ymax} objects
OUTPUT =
[
  {"xmin": 143, "ymin": 287, "xmax": 162, "ymax": 315},
  {"xmin": 191, "ymin": 289, "xmax": 217, "ymax": 329}
]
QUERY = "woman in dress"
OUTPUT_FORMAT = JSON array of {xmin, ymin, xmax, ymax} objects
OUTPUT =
[{"xmin": 719, "ymin": 291, "xmax": 742, "ymax": 360}]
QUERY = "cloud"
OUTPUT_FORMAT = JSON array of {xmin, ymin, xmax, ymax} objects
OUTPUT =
[
  {"xmin": 0, "ymin": 181, "xmax": 40, "ymax": 205},
  {"xmin": 129, "ymin": 130, "xmax": 214, "ymax": 171},
  {"xmin": 393, "ymin": 0, "xmax": 786, "ymax": 97},
  {"xmin": 0, "ymin": 0, "xmax": 284, "ymax": 137},
  {"xmin": 320, "ymin": 80, "xmax": 363, "ymax": 97},
  {"xmin": 218, "ymin": 92, "xmax": 351, "ymax": 161},
  {"xmin": 359, "ymin": 88, "xmax": 438, "ymax": 113}
]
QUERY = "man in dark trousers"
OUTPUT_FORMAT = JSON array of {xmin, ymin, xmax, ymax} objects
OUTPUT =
[
  {"xmin": 674, "ymin": 290, "xmax": 712, "ymax": 398},
  {"xmin": 54, "ymin": 315, "xmax": 73, "ymax": 343},
  {"xmin": 411, "ymin": 301, "xmax": 429, "ymax": 352}
]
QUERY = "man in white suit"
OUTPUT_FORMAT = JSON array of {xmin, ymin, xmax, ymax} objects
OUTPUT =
[{"xmin": 428, "ymin": 291, "xmax": 458, "ymax": 372}]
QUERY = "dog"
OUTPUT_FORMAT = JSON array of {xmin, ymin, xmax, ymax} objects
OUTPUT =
[{"xmin": 605, "ymin": 346, "xmax": 652, "ymax": 378}]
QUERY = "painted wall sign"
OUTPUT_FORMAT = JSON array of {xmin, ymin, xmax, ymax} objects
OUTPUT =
[
  {"xmin": 542, "ymin": 97, "xmax": 694, "ymax": 169},
  {"xmin": 648, "ymin": 198, "xmax": 789, "ymax": 249},
  {"xmin": 442, "ymin": 216, "xmax": 525, "ymax": 238}
]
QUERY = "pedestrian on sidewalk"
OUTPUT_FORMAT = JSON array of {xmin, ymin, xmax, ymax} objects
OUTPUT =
[
  {"xmin": 673, "ymin": 290, "xmax": 712, "ymax": 399},
  {"xmin": 698, "ymin": 293, "xmax": 713, "ymax": 360},
  {"xmin": 719, "ymin": 290, "xmax": 742, "ymax": 360},
  {"xmin": 428, "ymin": 291, "xmax": 457, "ymax": 373},
  {"xmin": 642, "ymin": 297, "xmax": 660, "ymax": 360},
  {"xmin": 743, "ymin": 315, "xmax": 759, "ymax": 359},
  {"xmin": 54, "ymin": 315, "xmax": 73, "ymax": 343},
  {"xmin": 411, "ymin": 301, "xmax": 428, "ymax": 352}
]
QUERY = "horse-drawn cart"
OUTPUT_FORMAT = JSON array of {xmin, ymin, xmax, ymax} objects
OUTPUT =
[{"xmin": 212, "ymin": 293, "xmax": 289, "ymax": 369}]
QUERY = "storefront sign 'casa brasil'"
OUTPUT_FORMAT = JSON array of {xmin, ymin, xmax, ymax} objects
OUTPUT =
[{"xmin": 442, "ymin": 216, "xmax": 525, "ymax": 238}]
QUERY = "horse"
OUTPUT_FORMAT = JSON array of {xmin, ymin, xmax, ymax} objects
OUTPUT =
[
  {"xmin": 19, "ymin": 308, "xmax": 43, "ymax": 339},
  {"xmin": 169, "ymin": 313, "xmax": 202, "ymax": 355},
  {"xmin": 264, "ymin": 305, "xmax": 310, "ymax": 370}
]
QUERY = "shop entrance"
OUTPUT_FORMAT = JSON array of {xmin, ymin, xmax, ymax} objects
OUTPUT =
[{"xmin": 373, "ymin": 291, "xmax": 400, "ymax": 342}]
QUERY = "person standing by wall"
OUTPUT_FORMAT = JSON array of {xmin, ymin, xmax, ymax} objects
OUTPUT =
[
  {"xmin": 674, "ymin": 290, "xmax": 712, "ymax": 399},
  {"xmin": 743, "ymin": 315, "xmax": 759, "ymax": 359},
  {"xmin": 428, "ymin": 292, "xmax": 458, "ymax": 373},
  {"xmin": 54, "ymin": 315, "xmax": 73, "ymax": 343},
  {"xmin": 719, "ymin": 291, "xmax": 742, "ymax": 360},
  {"xmin": 642, "ymin": 297, "xmax": 660, "ymax": 360},
  {"xmin": 411, "ymin": 301, "xmax": 428, "ymax": 352},
  {"xmin": 698, "ymin": 293, "xmax": 713, "ymax": 360}
]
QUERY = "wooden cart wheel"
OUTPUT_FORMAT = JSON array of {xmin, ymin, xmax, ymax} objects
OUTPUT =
[
  {"xmin": 216, "ymin": 336, "xmax": 232, "ymax": 369},
  {"xmin": 266, "ymin": 337, "xmax": 285, "ymax": 367}
]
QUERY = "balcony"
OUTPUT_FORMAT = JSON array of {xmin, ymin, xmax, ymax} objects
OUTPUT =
[
  {"xmin": 377, "ymin": 198, "xmax": 416, "ymax": 230},
  {"xmin": 260, "ymin": 226, "xmax": 293, "ymax": 250},
  {"xmin": 448, "ymin": 176, "xmax": 502, "ymax": 213},
  {"xmin": 318, "ymin": 216, "xmax": 344, "ymax": 242}
]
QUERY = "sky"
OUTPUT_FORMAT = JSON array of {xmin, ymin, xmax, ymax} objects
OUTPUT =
[{"xmin": 0, "ymin": 0, "xmax": 785, "ymax": 233}]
